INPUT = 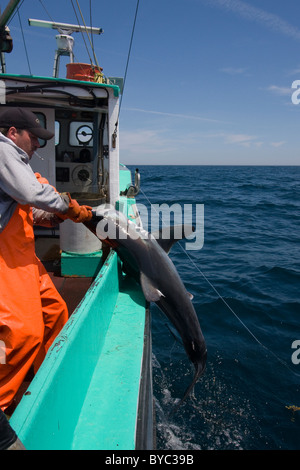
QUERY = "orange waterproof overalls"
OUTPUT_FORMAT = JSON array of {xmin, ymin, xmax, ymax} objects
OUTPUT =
[{"xmin": 0, "ymin": 203, "xmax": 68, "ymax": 411}]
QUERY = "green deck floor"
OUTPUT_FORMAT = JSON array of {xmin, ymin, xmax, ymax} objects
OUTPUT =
[
  {"xmin": 10, "ymin": 252, "xmax": 147, "ymax": 450},
  {"xmin": 72, "ymin": 278, "xmax": 146, "ymax": 450}
]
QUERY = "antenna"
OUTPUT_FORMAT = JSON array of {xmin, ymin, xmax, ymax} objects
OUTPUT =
[{"xmin": 28, "ymin": 18, "xmax": 103, "ymax": 78}]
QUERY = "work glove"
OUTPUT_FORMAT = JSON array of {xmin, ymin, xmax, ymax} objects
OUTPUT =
[
  {"xmin": 57, "ymin": 193, "xmax": 93, "ymax": 223},
  {"xmin": 35, "ymin": 172, "xmax": 50, "ymax": 185},
  {"xmin": 35, "ymin": 176, "xmax": 92, "ymax": 223}
]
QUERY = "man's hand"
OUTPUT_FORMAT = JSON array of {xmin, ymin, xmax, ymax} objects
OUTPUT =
[{"xmin": 57, "ymin": 193, "xmax": 93, "ymax": 223}]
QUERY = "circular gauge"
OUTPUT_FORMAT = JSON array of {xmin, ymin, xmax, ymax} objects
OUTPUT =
[
  {"xmin": 76, "ymin": 125, "xmax": 93, "ymax": 144},
  {"xmin": 72, "ymin": 165, "xmax": 92, "ymax": 187}
]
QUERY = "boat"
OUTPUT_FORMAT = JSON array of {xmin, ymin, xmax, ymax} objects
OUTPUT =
[{"xmin": 0, "ymin": 0, "xmax": 154, "ymax": 450}]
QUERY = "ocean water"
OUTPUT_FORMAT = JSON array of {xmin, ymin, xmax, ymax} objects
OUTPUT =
[{"xmin": 130, "ymin": 165, "xmax": 300, "ymax": 450}]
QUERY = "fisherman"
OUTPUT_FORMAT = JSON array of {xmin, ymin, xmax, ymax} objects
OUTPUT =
[
  {"xmin": 0, "ymin": 407, "xmax": 25, "ymax": 450},
  {"xmin": 0, "ymin": 107, "xmax": 92, "ymax": 412}
]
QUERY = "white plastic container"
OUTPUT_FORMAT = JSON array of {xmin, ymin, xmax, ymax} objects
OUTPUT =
[{"xmin": 59, "ymin": 195, "xmax": 104, "ymax": 254}]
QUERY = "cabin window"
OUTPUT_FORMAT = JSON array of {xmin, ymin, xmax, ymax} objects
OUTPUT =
[
  {"xmin": 55, "ymin": 121, "xmax": 60, "ymax": 146},
  {"xmin": 69, "ymin": 121, "xmax": 94, "ymax": 147}
]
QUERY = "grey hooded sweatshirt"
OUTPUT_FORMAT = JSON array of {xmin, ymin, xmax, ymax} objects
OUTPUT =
[{"xmin": 0, "ymin": 132, "xmax": 68, "ymax": 232}]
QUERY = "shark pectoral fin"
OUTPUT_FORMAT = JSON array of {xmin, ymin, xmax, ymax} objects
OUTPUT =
[
  {"xmin": 140, "ymin": 272, "xmax": 164, "ymax": 302},
  {"xmin": 151, "ymin": 225, "xmax": 196, "ymax": 253}
]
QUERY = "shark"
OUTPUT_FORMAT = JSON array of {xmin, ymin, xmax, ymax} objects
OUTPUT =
[{"xmin": 84, "ymin": 205, "xmax": 207, "ymax": 408}]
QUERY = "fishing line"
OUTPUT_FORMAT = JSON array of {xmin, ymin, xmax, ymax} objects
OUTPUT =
[
  {"xmin": 17, "ymin": 5, "xmax": 32, "ymax": 75},
  {"xmin": 73, "ymin": 0, "xmax": 100, "ymax": 68},
  {"xmin": 39, "ymin": 0, "xmax": 95, "ymax": 69},
  {"xmin": 119, "ymin": 0, "xmax": 140, "ymax": 114},
  {"xmin": 115, "ymin": 0, "xmax": 140, "ymax": 132},
  {"xmin": 113, "ymin": 0, "xmax": 141, "ymax": 142},
  {"xmin": 178, "ymin": 244, "xmax": 300, "ymax": 378},
  {"xmin": 38, "ymin": 0, "xmax": 55, "ymax": 23},
  {"xmin": 89, "ymin": 0, "xmax": 95, "ymax": 64},
  {"xmin": 6, "ymin": 0, "xmax": 25, "ymax": 25},
  {"xmin": 139, "ymin": 187, "xmax": 300, "ymax": 378}
]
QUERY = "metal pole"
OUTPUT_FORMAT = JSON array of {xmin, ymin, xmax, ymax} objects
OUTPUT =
[
  {"xmin": 0, "ymin": 52, "xmax": 6, "ymax": 73},
  {"xmin": 0, "ymin": 0, "xmax": 22, "ymax": 30}
]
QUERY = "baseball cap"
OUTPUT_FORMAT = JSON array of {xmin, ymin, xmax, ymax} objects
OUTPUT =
[{"xmin": 0, "ymin": 107, "xmax": 54, "ymax": 140}]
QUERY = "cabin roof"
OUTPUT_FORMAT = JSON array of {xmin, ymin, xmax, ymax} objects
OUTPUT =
[{"xmin": 0, "ymin": 73, "xmax": 120, "ymax": 97}]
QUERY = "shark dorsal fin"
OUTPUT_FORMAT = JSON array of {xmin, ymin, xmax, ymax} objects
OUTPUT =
[
  {"xmin": 140, "ymin": 272, "xmax": 164, "ymax": 302},
  {"xmin": 151, "ymin": 225, "xmax": 195, "ymax": 253}
]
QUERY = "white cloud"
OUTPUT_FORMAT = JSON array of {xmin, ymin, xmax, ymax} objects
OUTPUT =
[
  {"xmin": 204, "ymin": 131, "xmax": 264, "ymax": 148},
  {"xmin": 270, "ymin": 141, "xmax": 286, "ymax": 148},
  {"xmin": 202, "ymin": 0, "xmax": 300, "ymax": 41},
  {"xmin": 218, "ymin": 133, "xmax": 286, "ymax": 149},
  {"xmin": 223, "ymin": 133, "xmax": 258, "ymax": 146},
  {"xmin": 288, "ymin": 67, "xmax": 300, "ymax": 76},
  {"xmin": 120, "ymin": 129, "xmax": 176, "ymax": 155},
  {"xmin": 223, "ymin": 135, "xmax": 286, "ymax": 148},
  {"xmin": 123, "ymin": 107, "xmax": 224, "ymax": 123},
  {"xmin": 220, "ymin": 67, "xmax": 248, "ymax": 75},
  {"xmin": 267, "ymin": 85, "xmax": 292, "ymax": 96}
]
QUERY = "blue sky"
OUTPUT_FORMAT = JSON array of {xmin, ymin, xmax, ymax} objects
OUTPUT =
[{"xmin": 2, "ymin": 0, "xmax": 300, "ymax": 165}]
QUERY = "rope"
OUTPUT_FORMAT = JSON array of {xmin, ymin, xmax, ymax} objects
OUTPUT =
[
  {"xmin": 70, "ymin": 0, "xmax": 94, "ymax": 66},
  {"xmin": 89, "ymin": 0, "xmax": 95, "ymax": 61},
  {"xmin": 178, "ymin": 244, "xmax": 300, "ymax": 378},
  {"xmin": 119, "ymin": 0, "xmax": 140, "ymax": 114},
  {"xmin": 38, "ymin": 0, "xmax": 55, "ymax": 23},
  {"xmin": 17, "ymin": 5, "xmax": 31, "ymax": 75},
  {"xmin": 74, "ymin": 0, "xmax": 100, "ymax": 68},
  {"xmin": 113, "ymin": 0, "xmax": 141, "ymax": 146}
]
